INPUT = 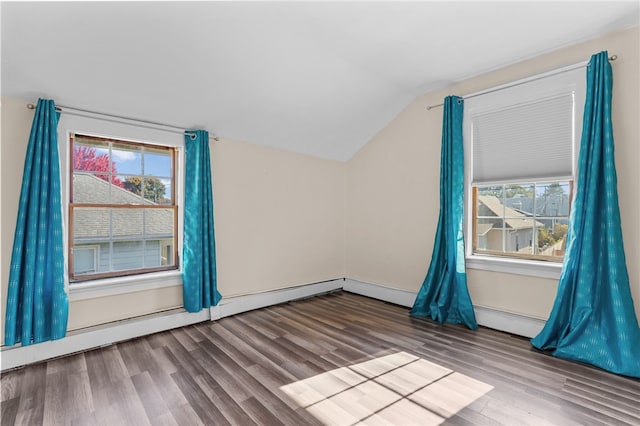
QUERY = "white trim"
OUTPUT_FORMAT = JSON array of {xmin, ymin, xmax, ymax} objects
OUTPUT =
[
  {"xmin": 69, "ymin": 270, "xmax": 183, "ymax": 301},
  {"xmin": 343, "ymin": 279, "xmax": 416, "ymax": 307},
  {"xmin": 342, "ymin": 279, "xmax": 546, "ymax": 338},
  {"xmin": 466, "ymin": 255, "xmax": 563, "ymax": 280},
  {"xmin": 473, "ymin": 305, "xmax": 545, "ymax": 338},
  {"xmin": 211, "ymin": 279, "xmax": 345, "ymax": 320},
  {"xmin": 1, "ymin": 308, "xmax": 209, "ymax": 371}
]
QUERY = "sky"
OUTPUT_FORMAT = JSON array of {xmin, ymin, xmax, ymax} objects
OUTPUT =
[{"xmin": 95, "ymin": 147, "xmax": 173, "ymax": 197}]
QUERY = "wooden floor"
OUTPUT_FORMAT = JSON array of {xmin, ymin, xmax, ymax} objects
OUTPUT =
[{"xmin": 2, "ymin": 291, "xmax": 639, "ymax": 426}]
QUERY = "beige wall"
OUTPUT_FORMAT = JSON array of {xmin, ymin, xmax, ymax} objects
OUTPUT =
[
  {"xmin": 346, "ymin": 26, "xmax": 640, "ymax": 321},
  {"xmin": 212, "ymin": 138, "xmax": 346, "ymax": 297},
  {"xmin": 0, "ymin": 97, "xmax": 346, "ymax": 339}
]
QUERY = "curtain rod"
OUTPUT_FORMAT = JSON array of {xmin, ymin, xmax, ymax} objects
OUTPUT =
[
  {"xmin": 426, "ymin": 54, "xmax": 618, "ymax": 111},
  {"xmin": 26, "ymin": 102, "xmax": 219, "ymax": 141}
]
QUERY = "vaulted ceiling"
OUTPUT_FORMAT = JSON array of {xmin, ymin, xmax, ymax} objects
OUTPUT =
[{"xmin": 2, "ymin": 2, "xmax": 638, "ymax": 161}]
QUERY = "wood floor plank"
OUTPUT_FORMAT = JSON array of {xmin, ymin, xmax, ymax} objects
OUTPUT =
[
  {"xmin": 169, "ymin": 370, "xmax": 229, "ymax": 425},
  {"xmin": 2, "ymin": 291, "xmax": 639, "ymax": 426},
  {"xmin": 131, "ymin": 371, "xmax": 177, "ymax": 425},
  {"xmin": 1, "ymin": 368, "xmax": 23, "ymax": 402},
  {"xmin": 14, "ymin": 363, "xmax": 47, "ymax": 426},
  {"xmin": 0, "ymin": 397, "xmax": 19, "ymax": 426}
]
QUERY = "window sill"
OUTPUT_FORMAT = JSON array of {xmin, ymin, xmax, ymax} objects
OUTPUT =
[
  {"xmin": 68, "ymin": 270, "xmax": 183, "ymax": 301},
  {"xmin": 466, "ymin": 255, "xmax": 562, "ymax": 280}
]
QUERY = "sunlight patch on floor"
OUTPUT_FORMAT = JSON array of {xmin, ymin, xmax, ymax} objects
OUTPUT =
[{"xmin": 280, "ymin": 352, "xmax": 493, "ymax": 426}]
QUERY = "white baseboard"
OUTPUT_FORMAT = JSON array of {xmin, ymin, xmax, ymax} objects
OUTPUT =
[
  {"xmin": 344, "ymin": 279, "xmax": 416, "ymax": 307},
  {"xmin": 342, "ymin": 278, "xmax": 545, "ymax": 338},
  {"xmin": 1, "ymin": 278, "xmax": 344, "ymax": 372},
  {"xmin": 211, "ymin": 279, "xmax": 344, "ymax": 320},
  {"xmin": 473, "ymin": 305, "xmax": 545, "ymax": 338},
  {"xmin": 1, "ymin": 308, "xmax": 210, "ymax": 372}
]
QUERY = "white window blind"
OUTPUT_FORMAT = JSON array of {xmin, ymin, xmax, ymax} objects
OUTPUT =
[{"xmin": 471, "ymin": 92, "xmax": 575, "ymax": 184}]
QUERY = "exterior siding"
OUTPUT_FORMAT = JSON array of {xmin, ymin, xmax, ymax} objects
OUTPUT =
[{"xmin": 78, "ymin": 240, "xmax": 162, "ymax": 273}]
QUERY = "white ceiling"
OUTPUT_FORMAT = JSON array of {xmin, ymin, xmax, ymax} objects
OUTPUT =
[{"xmin": 2, "ymin": 2, "xmax": 639, "ymax": 161}]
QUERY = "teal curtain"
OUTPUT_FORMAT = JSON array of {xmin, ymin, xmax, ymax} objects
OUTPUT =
[
  {"xmin": 183, "ymin": 130, "xmax": 222, "ymax": 312},
  {"xmin": 531, "ymin": 52, "xmax": 640, "ymax": 378},
  {"xmin": 4, "ymin": 98, "xmax": 68, "ymax": 346},
  {"xmin": 411, "ymin": 96, "xmax": 477, "ymax": 330}
]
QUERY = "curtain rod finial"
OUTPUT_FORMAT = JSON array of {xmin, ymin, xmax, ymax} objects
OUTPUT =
[
  {"xmin": 27, "ymin": 103, "xmax": 35, "ymax": 110},
  {"xmin": 610, "ymin": 54, "xmax": 618, "ymax": 61}
]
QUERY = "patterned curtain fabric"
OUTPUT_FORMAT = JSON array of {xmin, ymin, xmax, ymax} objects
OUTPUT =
[
  {"xmin": 531, "ymin": 52, "xmax": 640, "ymax": 378},
  {"xmin": 411, "ymin": 96, "xmax": 478, "ymax": 330},
  {"xmin": 4, "ymin": 98, "xmax": 68, "ymax": 346},
  {"xmin": 183, "ymin": 130, "xmax": 222, "ymax": 312}
]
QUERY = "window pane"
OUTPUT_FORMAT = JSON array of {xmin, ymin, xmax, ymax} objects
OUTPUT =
[
  {"xmin": 474, "ymin": 181, "xmax": 570, "ymax": 261},
  {"xmin": 119, "ymin": 175, "xmax": 146, "ymax": 202},
  {"xmin": 536, "ymin": 182, "xmax": 570, "ymax": 217},
  {"xmin": 158, "ymin": 182, "xmax": 172, "ymax": 205},
  {"xmin": 504, "ymin": 184, "xmax": 534, "ymax": 215},
  {"xmin": 73, "ymin": 246, "xmax": 97, "ymax": 276},
  {"xmin": 73, "ymin": 138, "xmax": 110, "ymax": 173},
  {"xmin": 73, "ymin": 207, "xmax": 110, "ymax": 241},
  {"xmin": 143, "ymin": 177, "xmax": 169, "ymax": 204},
  {"xmin": 112, "ymin": 209, "xmax": 143, "ymax": 239},
  {"xmin": 118, "ymin": 176, "xmax": 170, "ymax": 204},
  {"xmin": 145, "ymin": 208, "xmax": 174, "ymax": 237},
  {"xmin": 111, "ymin": 142, "xmax": 142, "ymax": 175},
  {"xmin": 144, "ymin": 149, "xmax": 172, "ymax": 177},
  {"xmin": 146, "ymin": 208, "xmax": 175, "ymax": 266},
  {"xmin": 72, "ymin": 173, "xmax": 108, "ymax": 203},
  {"xmin": 505, "ymin": 228, "xmax": 534, "ymax": 255},
  {"xmin": 476, "ymin": 217, "xmax": 497, "ymax": 251}
]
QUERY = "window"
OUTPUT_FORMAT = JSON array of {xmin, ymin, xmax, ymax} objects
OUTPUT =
[
  {"xmin": 464, "ymin": 66, "xmax": 585, "ymax": 269},
  {"xmin": 69, "ymin": 133, "xmax": 178, "ymax": 281},
  {"xmin": 473, "ymin": 182, "xmax": 571, "ymax": 261}
]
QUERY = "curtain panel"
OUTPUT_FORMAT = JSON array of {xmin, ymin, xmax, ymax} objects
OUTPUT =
[
  {"xmin": 531, "ymin": 52, "xmax": 640, "ymax": 378},
  {"xmin": 411, "ymin": 96, "xmax": 478, "ymax": 330},
  {"xmin": 4, "ymin": 98, "xmax": 68, "ymax": 346},
  {"xmin": 183, "ymin": 130, "xmax": 222, "ymax": 312}
]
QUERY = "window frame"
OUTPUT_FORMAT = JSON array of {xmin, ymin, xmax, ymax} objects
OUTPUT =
[
  {"xmin": 471, "ymin": 181, "xmax": 573, "ymax": 263},
  {"xmin": 69, "ymin": 133, "xmax": 179, "ymax": 282},
  {"xmin": 463, "ymin": 65, "xmax": 586, "ymax": 278},
  {"xmin": 58, "ymin": 111, "xmax": 185, "ymax": 295}
]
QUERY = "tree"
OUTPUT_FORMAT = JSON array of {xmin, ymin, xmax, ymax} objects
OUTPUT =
[
  {"xmin": 543, "ymin": 183, "xmax": 566, "ymax": 197},
  {"xmin": 537, "ymin": 227, "xmax": 555, "ymax": 249},
  {"xmin": 505, "ymin": 184, "xmax": 533, "ymax": 199},
  {"xmin": 552, "ymin": 223, "xmax": 568, "ymax": 241},
  {"xmin": 123, "ymin": 176, "xmax": 167, "ymax": 203},
  {"xmin": 73, "ymin": 146, "xmax": 123, "ymax": 187},
  {"xmin": 479, "ymin": 184, "xmax": 533, "ymax": 199}
]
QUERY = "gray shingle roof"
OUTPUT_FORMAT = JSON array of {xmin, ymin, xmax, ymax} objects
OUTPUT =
[
  {"xmin": 478, "ymin": 195, "xmax": 544, "ymax": 230},
  {"xmin": 73, "ymin": 173, "xmax": 173, "ymax": 242}
]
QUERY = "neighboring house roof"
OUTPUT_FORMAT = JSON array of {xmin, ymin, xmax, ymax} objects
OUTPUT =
[
  {"xmin": 478, "ymin": 195, "xmax": 544, "ymax": 230},
  {"xmin": 73, "ymin": 173, "xmax": 173, "ymax": 242},
  {"xmin": 476, "ymin": 223, "xmax": 493, "ymax": 236}
]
